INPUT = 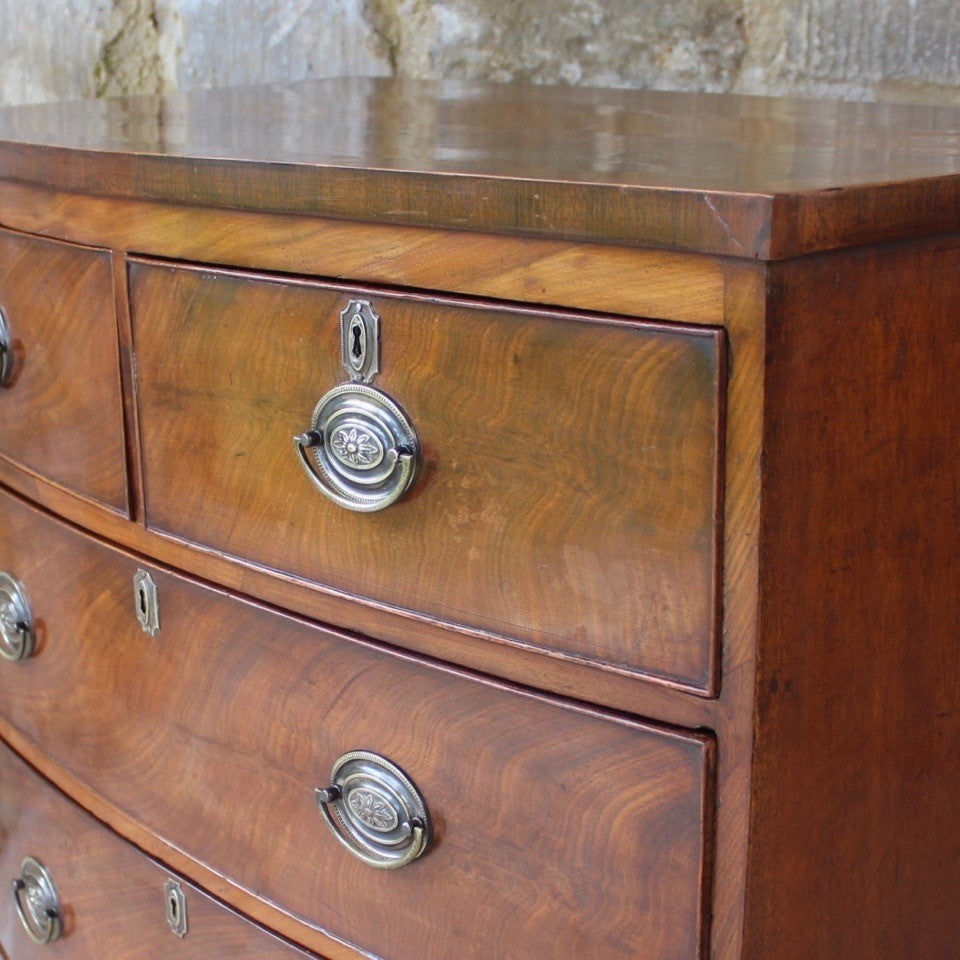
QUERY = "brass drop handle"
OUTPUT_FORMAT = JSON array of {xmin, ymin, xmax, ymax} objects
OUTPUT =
[
  {"xmin": 295, "ymin": 299, "xmax": 420, "ymax": 513},
  {"xmin": 315, "ymin": 751, "xmax": 431, "ymax": 870},
  {"xmin": 0, "ymin": 307, "xmax": 12, "ymax": 386},
  {"xmin": 295, "ymin": 383, "xmax": 420, "ymax": 513},
  {"xmin": 11, "ymin": 857, "xmax": 62, "ymax": 945},
  {"xmin": 0, "ymin": 572, "xmax": 35, "ymax": 661}
]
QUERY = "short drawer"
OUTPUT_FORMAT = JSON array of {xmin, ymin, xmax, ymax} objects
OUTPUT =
[
  {"xmin": 0, "ymin": 229, "xmax": 127, "ymax": 512},
  {"xmin": 0, "ymin": 490, "xmax": 714, "ymax": 960},
  {"xmin": 0, "ymin": 738, "xmax": 315, "ymax": 959},
  {"xmin": 129, "ymin": 259, "xmax": 724, "ymax": 692}
]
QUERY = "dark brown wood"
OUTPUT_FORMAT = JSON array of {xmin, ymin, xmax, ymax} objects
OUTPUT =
[
  {"xmin": 744, "ymin": 234, "xmax": 960, "ymax": 959},
  {"xmin": 0, "ymin": 488, "xmax": 714, "ymax": 960},
  {"xmin": 110, "ymin": 249, "xmax": 145, "ymax": 523},
  {"xmin": 0, "ymin": 218, "xmax": 766, "ymax": 960},
  {"xmin": 0, "ymin": 199, "xmax": 766, "ymax": 960},
  {"xmin": 4, "ymin": 78, "xmax": 960, "ymax": 258},
  {"xmin": 0, "ymin": 452, "xmax": 720, "ymax": 730},
  {"xmin": 706, "ymin": 260, "xmax": 765, "ymax": 960},
  {"xmin": 0, "ymin": 716, "xmax": 364, "ymax": 960},
  {"xmin": 0, "ymin": 738, "xmax": 317, "ymax": 960},
  {"xmin": 0, "ymin": 182, "xmax": 728, "ymax": 326},
  {"xmin": 0, "ymin": 228, "xmax": 127, "ymax": 513},
  {"xmin": 3, "ymin": 75, "xmax": 956, "ymax": 960},
  {"xmin": 129, "ymin": 258, "xmax": 725, "ymax": 693}
]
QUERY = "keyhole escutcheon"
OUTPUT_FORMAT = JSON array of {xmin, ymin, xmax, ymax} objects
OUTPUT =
[{"xmin": 339, "ymin": 299, "xmax": 380, "ymax": 382}]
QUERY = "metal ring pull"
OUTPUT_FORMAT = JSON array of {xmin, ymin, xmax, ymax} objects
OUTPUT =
[
  {"xmin": 0, "ymin": 572, "xmax": 35, "ymax": 662},
  {"xmin": 0, "ymin": 307, "xmax": 12, "ymax": 386},
  {"xmin": 295, "ymin": 383, "xmax": 420, "ymax": 513},
  {"xmin": 315, "ymin": 751, "xmax": 431, "ymax": 869},
  {"xmin": 12, "ymin": 857, "xmax": 62, "ymax": 945}
]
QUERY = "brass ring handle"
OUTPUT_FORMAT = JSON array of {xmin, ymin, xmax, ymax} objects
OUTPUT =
[
  {"xmin": 295, "ymin": 383, "xmax": 420, "ymax": 513},
  {"xmin": 11, "ymin": 858, "xmax": 62, "ymax": 945},
  {"xmin": 315, "ymin": 751, "xmax": 431, "ymax": 870},
  {"xmin": 0, "ymin": 572, "xmax": 35, "ymax": 662},
  {"xmin": 0, "ymin": 307, "xmax": 12, "ymax": 386},
  {"xmin": 294, "ymin": 435, "xmax": 417, "ymax": 512}
]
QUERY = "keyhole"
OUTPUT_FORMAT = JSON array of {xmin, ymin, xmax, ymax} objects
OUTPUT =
[
  {"xmin": 139, "ymin": 586, "xmax": 147, "ymax": 616},
  {"xmin": 169, "ymin": 896, "xmax": 178, "ymax": 920},
  {"xmin": 351, "ymin": 323, "xmax": 363, "ymax": 359}
]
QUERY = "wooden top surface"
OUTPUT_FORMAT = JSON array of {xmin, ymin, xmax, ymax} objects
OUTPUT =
[{"xmin": 2, "ymin": 76, "xmax": 960, "ymax": 258}]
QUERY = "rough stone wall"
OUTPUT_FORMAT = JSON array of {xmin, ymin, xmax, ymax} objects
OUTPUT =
[{"xmin": 0, "ymin": 0, "xmax": 958, "ymax": 106}]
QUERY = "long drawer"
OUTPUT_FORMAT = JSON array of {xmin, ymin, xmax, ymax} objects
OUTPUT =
[
  {"xmin": 0, "ymin": 489, "xmax": 714, "ymax": 960},
  {"xmin": 0, "ymin": 737, "xmax": 316, "ymax": 959},
  {"xmin": 128, "ymin": 258, "xmax": 725, "ymax": 692}
]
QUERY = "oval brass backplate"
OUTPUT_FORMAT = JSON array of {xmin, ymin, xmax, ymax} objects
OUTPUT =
[{"xmin": 315, "ymin": 750, "xmax": 431, "ymax": 869}]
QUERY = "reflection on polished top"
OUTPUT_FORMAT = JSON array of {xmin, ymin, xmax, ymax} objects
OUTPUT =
[{"xmin": 1, "ymin": 75, "xmax": 960, "ymax": 258}]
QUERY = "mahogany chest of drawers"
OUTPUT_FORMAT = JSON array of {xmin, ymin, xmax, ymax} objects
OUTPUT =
[{"xmin": 0, "ymin": 78, "xmax": 957, "ymax": 960}]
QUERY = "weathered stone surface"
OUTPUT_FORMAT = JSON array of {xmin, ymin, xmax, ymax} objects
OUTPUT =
[
  {"xmin": 0, "ymin": 0, "xmax": 389, "ymax": 106},
  {"xmin": 0, "ymin": 0, "xmax": 172, "ymax": 104},
  {"xmin": 737, "ymin": 0, "xmax": 960, "ymax": 102},
  {"xmin": 391, "ymin": 0, "xmax": 747, "ymax": 91},
  {"xmin": 168, "ymin": 0, "xmax": 389, "ymax": 90},
  {"xmin": 0, "ymin": 0, "xmax": 959, "ymax": 108},
  {"xmin": 92, "ymin": 0, "xmax": 168, "ymax": 98},
  {"xmin": 0, "ymin": 1, "xmax": 113, "ymax": 104}
]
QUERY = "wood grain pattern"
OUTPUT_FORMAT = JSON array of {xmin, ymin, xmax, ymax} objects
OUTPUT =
[
  {"xmin": 2, "ymin": 75, "xmax": 957, "ymax": 960},
  {"xmin": 0, "ymin": 452, "xmax": 719, "ymax": 730},
  {"xmin": 0, "ymin": 207, "xmax": 768, "ymax": 960},
  {"xmin": 0, "ymin": 183, "xmax": 727, "ymax": 327},
  {"xmin": 0, "ymin": 739, "xmax": 317, "ymax": 960},
  {"xmin": 3, "ymin": 79, "xmax": 960, "ymax": 257},
  {"xmin": 0, "ymin": 488, "xmax": 714, "ymax": 960},
  {"xmin": 0, "ymin": 228, "xmax": 127, "ymax": 513},
  {"xmin": 704, "ymin": 260, "xmax": 765, "ymax": 960},
  {"xmin": 129, "ymin": 258, "xmax": 724, "ymax": 692},
  {"xmin": 745, "ymin": 235, "xmax": 960, "ymax": 959},
  {"xmin": 111, "ymin": 249, "xmax": 145, "ymax": 523},
  {"xmin": 0, "ymin": 714, "xmax": 365, "ymax": 960},
  {"xmin": 0, "ymin": 206, "xmax": 747, "ymax": 731}
]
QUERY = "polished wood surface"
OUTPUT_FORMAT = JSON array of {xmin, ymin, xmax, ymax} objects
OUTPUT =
[
  {"xmin": 3, "ymin": 78, "xmax": 960, "ymax": 257},
  {"xmin": 0, "ymin": 489, "xmax": 714, "ymax": 960},
  {"xmin": 743, "ymin": 235, "xmax": 960, "ymax": 959},
  {"xmin": 0, "ymin": 183, "xmax": 727, "ymax": 327},
  {"xmin": 0, "ymin": 228, "xmax": 127, "ymax": 513},
  {"xmin": 0, "ymin": 234, "xmax": 766, "ymax": 960},
  {"xmin": 1, "ymin": 75, "xmax": 956, "ymax": 960},
  {"xmin": 703, "ymin": 261, "xmax": 765, "ymax": 960},
  {"xmin": 0, "ymin": 454, "xmax": 720, "ymax": 728},
  {"xmin": 130, "ymin": 258, "xmax": 725, "ymax": 692},
  {"xmin": 0, "ymin": 202, "xmax": 766, "ymax": 960},
  {"xmin": 0, "ymin": 739, "xmax": 316, "ymax": 960}
]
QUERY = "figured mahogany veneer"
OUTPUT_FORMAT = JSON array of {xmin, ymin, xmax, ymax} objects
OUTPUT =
[
  {"xmin": 1, "ymin": 77, "xmax": 959, "ymax": 960},
  {"xmin": 0, "ymin": 739, "xmax": 315, "ymax": 960},
  {"xmin": 742, "ymin": 236, "xmax": 960, "ymax": 960},
  {"xmin": 0, "ymin": 183, "xmax": 727, "ymax": 326},
  {"xmin": 0, "ymin": 489, "xmax": 713, "ymax": 960},
  {"xmin": 5, "ymin": 79, "xmax": 960, "ymax": 258},
  {"xmin": 129, "ymin": 258, "xmax": 724, "ymax": 692},
  {"xmin": 0, "ymin": 228, "xmax": 127, "ymax": 513}
]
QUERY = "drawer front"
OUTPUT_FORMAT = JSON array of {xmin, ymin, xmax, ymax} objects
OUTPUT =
[
  {"xmin": 0, "ymin": 490, "xmax": 713, "ymax": 960},
  {"xmin": 0, "ymin": 739, "xmax": 313, "ymax": 959},
  {"xmin": 0, "ymin": 229, "xmax": 127, "ymax": 512},
  {"xmin": 129, "ymin": 259, "xmax": 724, "ymax": 691}
]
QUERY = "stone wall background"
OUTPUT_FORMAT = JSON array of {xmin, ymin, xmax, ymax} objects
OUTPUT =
[{"xmin": 0, "ymin": 0, "xmax": 957, "ymax": 107}]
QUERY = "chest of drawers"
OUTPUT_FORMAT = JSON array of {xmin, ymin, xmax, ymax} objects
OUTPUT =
[{"xmin": 0, "ymin": 78, "xmax": 957, "ymax": 960}]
